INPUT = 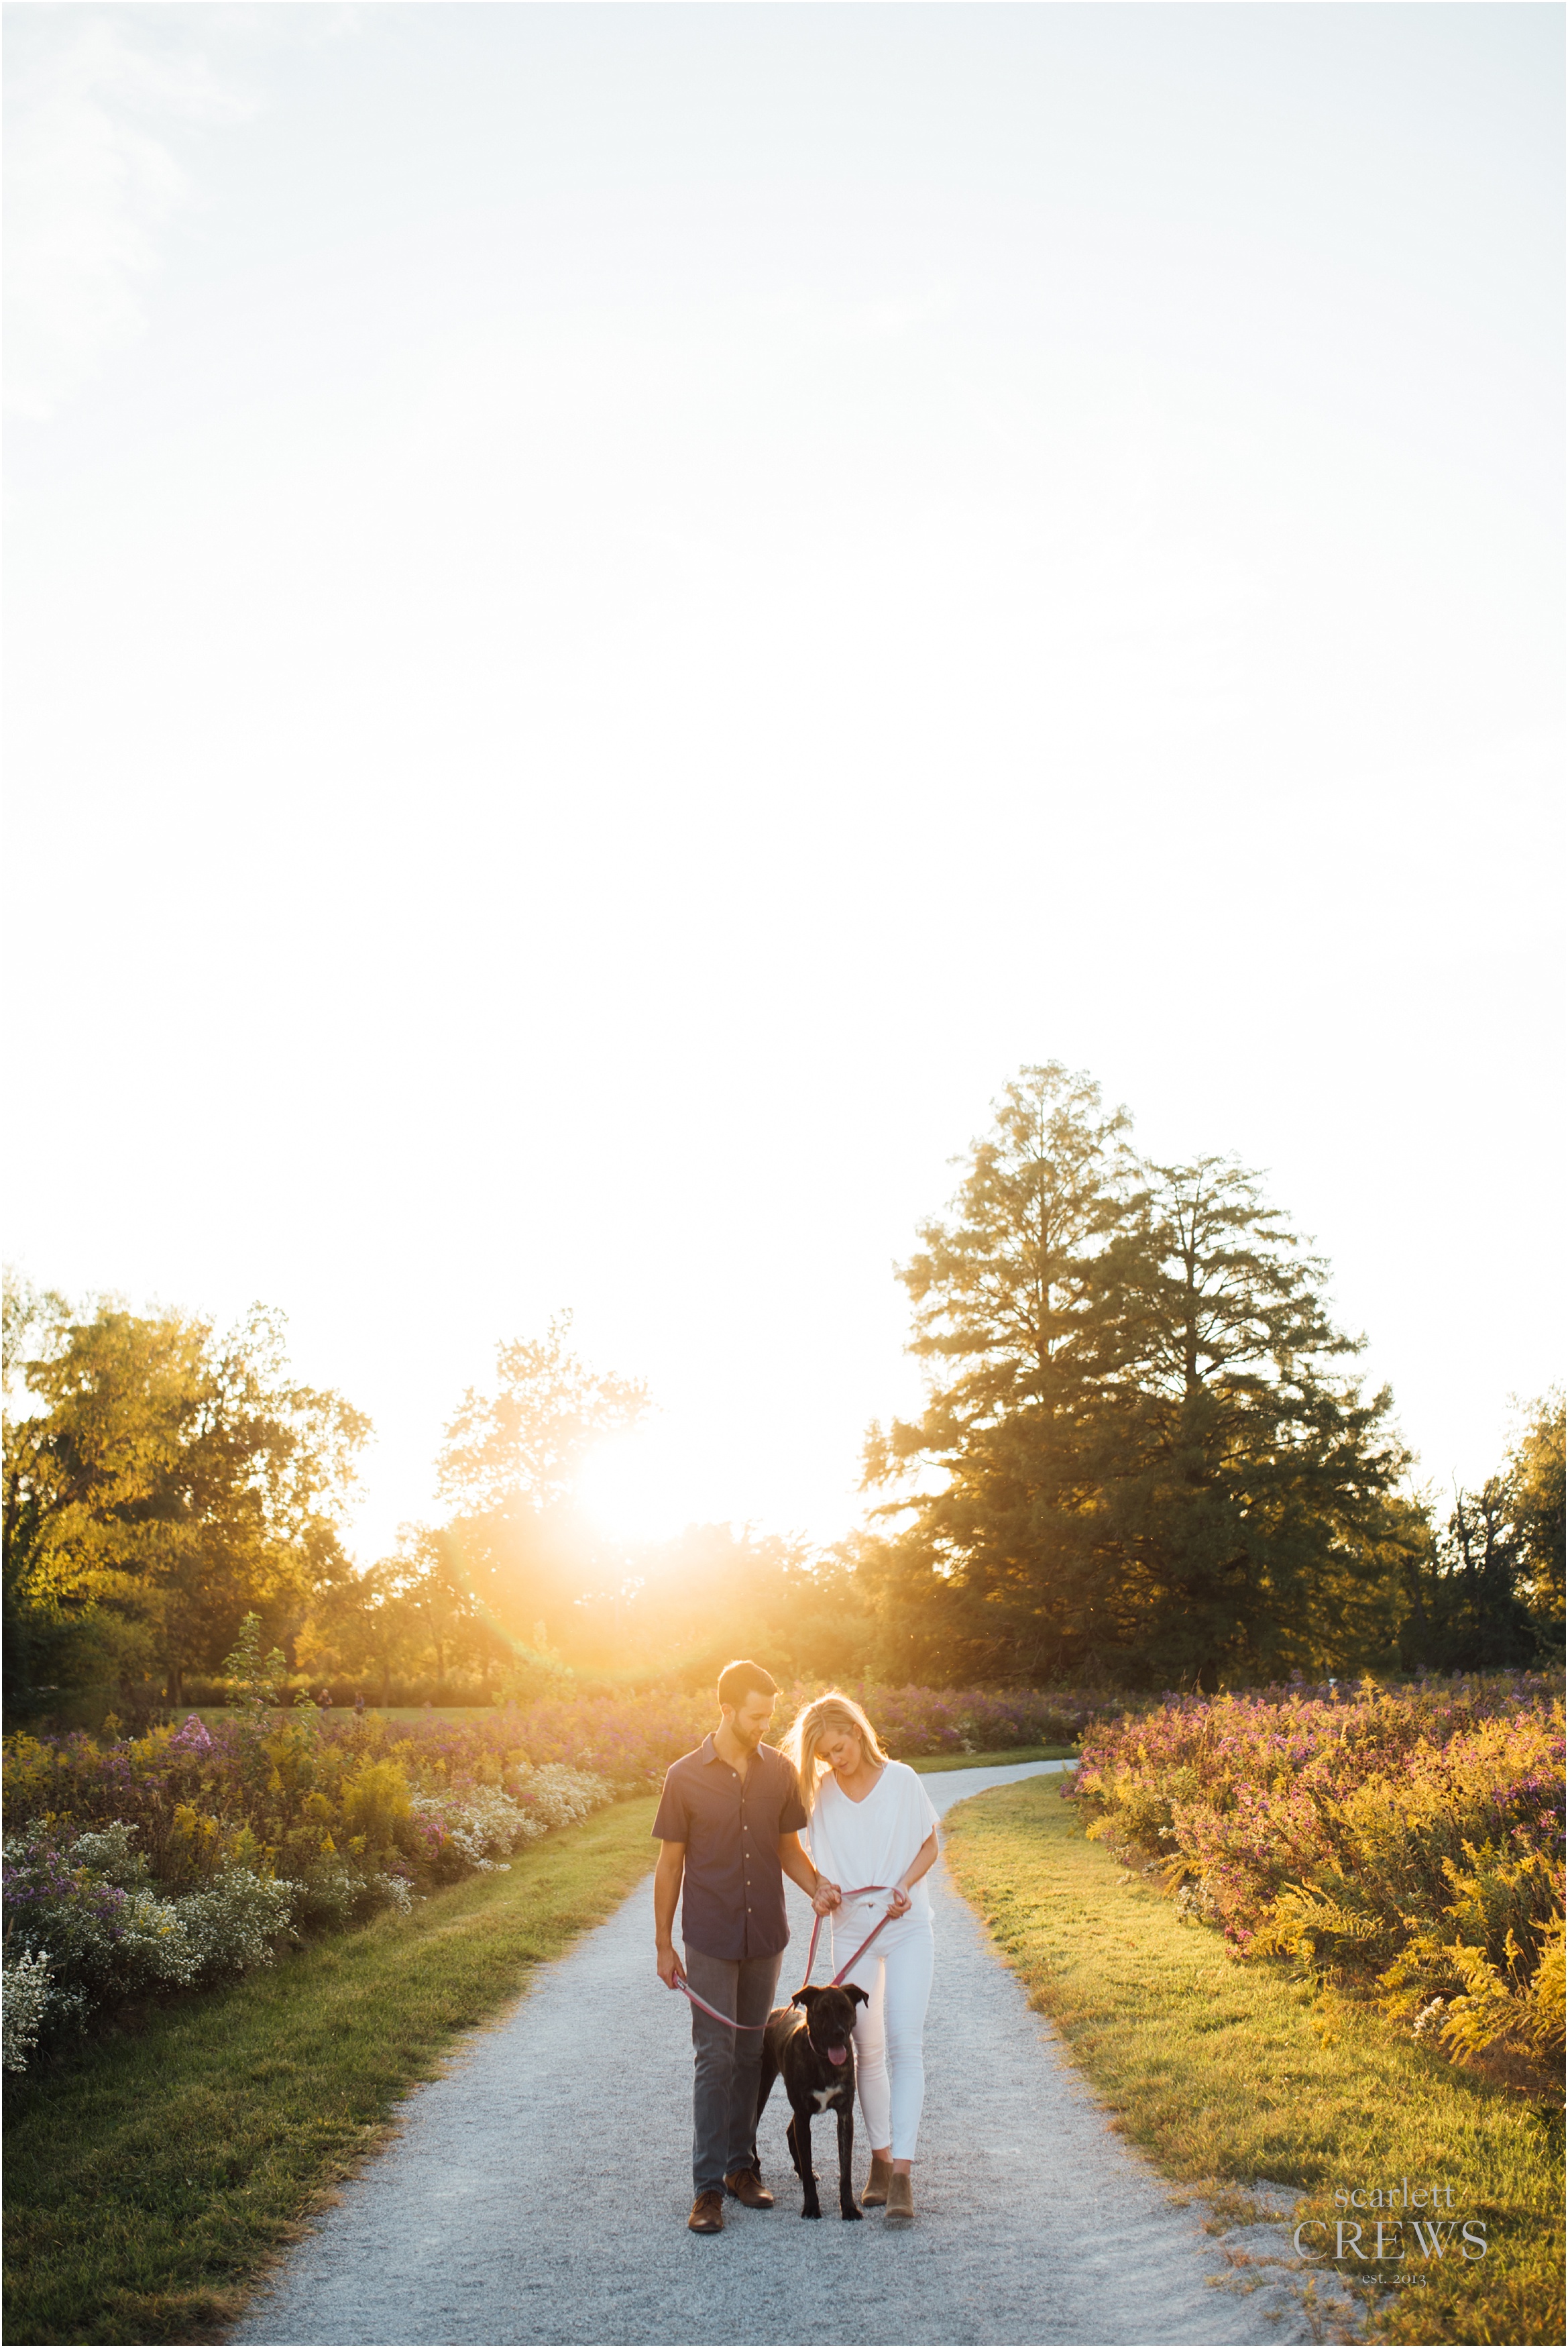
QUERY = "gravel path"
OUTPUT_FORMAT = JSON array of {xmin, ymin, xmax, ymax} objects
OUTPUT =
[{"xmin": 235, "ymin": 1763, "xmax": 1329, "ymax": 2347}]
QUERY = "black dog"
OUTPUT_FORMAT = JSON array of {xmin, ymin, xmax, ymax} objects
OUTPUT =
[{"xmin": 755, "ymin": 1983, "xmax": 870, "ymax": 2221}]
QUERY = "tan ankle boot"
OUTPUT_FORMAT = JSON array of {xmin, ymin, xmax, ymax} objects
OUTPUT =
[
  {"xmin": 885, "ymin": 2170, "xmax": 914, "ymax": 2226},
  {"xmin": 861, "ymin": 2155, "xmax": 893, "ymax": 2207}
]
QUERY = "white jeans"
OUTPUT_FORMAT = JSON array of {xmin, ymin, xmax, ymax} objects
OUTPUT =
[{"xmin": 834, "ymin": 1912, "xmax": 935, "ymax": 2162}]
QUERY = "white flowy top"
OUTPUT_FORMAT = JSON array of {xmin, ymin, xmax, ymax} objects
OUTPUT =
[{"xmin": 805, "ymin": 1762, "xmax": 942, "ymax": 1924}]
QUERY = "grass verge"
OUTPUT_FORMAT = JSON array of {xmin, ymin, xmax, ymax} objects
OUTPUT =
[
  {"xmin": 3, "ymin": 1795, "xmax": 657, "ymax": 2347},
  {"xmin": 943, "ymin": 1775, "xmax": 1563, "ymax": 2348},
  {"xmin": 185, "ymin": 1704, "xmax": 492, "ymax": 1727},
  {"xmin": 907, "ymin": 1745, "xmax": 1075, "ymax": 1773}
]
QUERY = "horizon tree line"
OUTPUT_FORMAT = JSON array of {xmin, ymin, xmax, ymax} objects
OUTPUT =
[{"xmin": 4, "ymin": 1065, "xmax": 1561, "ymax": 1723}]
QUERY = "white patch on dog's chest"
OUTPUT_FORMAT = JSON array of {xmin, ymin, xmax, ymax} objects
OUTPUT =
[{"xmin": 812, "ymin": 2086, "xmax": 846, "ymax": 2113}]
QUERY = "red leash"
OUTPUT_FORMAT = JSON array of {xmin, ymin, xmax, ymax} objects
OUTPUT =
[
  {"xmin": 667, "ymin": 1884, "xmax": 901, "ymax": 2033},
  {"xmin": 797, "ymin": 1885, "xmax": 902, "ymax": 1994}
]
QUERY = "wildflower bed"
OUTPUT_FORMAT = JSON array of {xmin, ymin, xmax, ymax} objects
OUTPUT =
[
  {"xmin": 3, "ymin": 1669, "xmax": 1089, "ymax": 2066},
  {"xmin": 945, "ymin": 1772, "xmax": 1565, "ymax": 2348},
  {"xmin": 2, "ymin": 1705, "xmax": 614, "ymax": 2070},
  {"xmin": 1071, "ymin": 1674, "xmax": 1565, "ymax": 2091}
]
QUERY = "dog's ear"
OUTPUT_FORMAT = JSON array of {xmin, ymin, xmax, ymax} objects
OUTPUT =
[
  {"xmin": 791, "ymin": 1986, "xmax": 822, "ymax": 2009},
  {"xmin": 846, "ymin": 1984, "xmax": 871, "ymax": 2008}
]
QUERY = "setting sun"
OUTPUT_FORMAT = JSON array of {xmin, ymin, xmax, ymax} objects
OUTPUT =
[{"xmin": 575, "ymin": 1423, "xmax": 713, "ymax": 1546}]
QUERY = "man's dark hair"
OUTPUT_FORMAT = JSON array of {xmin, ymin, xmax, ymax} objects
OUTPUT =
[{"xmin": 716, "ymin": 1658, "xmax": 778, "ymax": 1709}]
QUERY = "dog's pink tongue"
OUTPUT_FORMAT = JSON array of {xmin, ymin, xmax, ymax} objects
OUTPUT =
[{"xmin": 828, "ymin": 2046, "xmax": 848, "ymax": 2065}]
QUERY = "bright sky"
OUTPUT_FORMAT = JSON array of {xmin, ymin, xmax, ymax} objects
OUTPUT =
[{"xmin": 5, "ymin": 3, "xmax": 1563, "ymax": 1558}]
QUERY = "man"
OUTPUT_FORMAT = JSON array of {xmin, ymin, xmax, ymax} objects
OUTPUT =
[{"xmin": 653, "ymin": 1658, "xmax": 839, "ymax": 2235}]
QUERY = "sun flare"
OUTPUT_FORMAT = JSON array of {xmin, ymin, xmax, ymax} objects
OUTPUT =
[{"xmin": 575, "ymin": 1424, "xmax": 713, "ymax": 1546}]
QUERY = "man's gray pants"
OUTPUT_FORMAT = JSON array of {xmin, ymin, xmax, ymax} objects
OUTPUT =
[{"xmin": 685, "ymin": 1947, "xmax": 783, "ymax": 2196}]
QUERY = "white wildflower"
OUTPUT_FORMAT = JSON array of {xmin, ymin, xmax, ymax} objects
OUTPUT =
[{"xmin": 3, "ymin": 1947, "xmax": 54, "ymax": 2072}]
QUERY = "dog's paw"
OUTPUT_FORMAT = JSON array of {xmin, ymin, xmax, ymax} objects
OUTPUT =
[
  {"xmin": 840, "ymin": 2204, "xmax": 864, "ymax": 2222},
  {"xmin": 801, "ymin": 2206, "xmax": 822, "ymax": 2221}
]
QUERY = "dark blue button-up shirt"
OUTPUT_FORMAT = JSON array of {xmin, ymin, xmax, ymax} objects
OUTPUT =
[{"xmin": 652, "ymin": 1734, "xmax": 809, "ymax": 1961}]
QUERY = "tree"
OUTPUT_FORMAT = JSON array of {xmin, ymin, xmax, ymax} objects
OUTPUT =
[
  {"xmin": 429, "ymin": 1314, "xmax": 650, "ymax": 1673},
  {"xmin": 1510, "ymin": 1389, "xmax": 1565, "ymax": 1644},
  {"xmin": 3, "ymin": 1280, "xmax": 370, "ymax": 1716},
  {"xmin": 436, "ymin": 1313, "xmax": 648, "ymax": 1514},
  {"xmin": 862, "ymin": 1064, "xmax": 1139, "ymax": 1681},
  {"xmin": 1095, "ymin": 1158, "xmax": 1411, "ymax": 1685},
  {"xmin": 146, "ymin": 1305, "xmax": 372, "ymax": 1705},
  {"xmin": 864, "ymin": 1070, "xmax": 1412, "ymax": 1687},
  {"xmin": 1397, "ymin": 1393, "xmax": 1565, "ymax": 1673},
  {"xmin": 384, "ymin": 1523, "xmax": 504, "ymax": 1695},
  {"xmin": 4, "ymin": 1291, "xmax": 205, "ymax": 1711},
  {"xmin": 296, "ymin": 1559, "xmax": 421, "ymax": 1706},
  {"xmin": 1425, "ymin": 1480, "xmax": 1538, "ymax": 1670}
]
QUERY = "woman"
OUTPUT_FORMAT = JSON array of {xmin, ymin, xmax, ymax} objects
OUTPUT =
[{"xmin": 783, "ymin": 1692, "xmax": 940, "ymax": 2227}]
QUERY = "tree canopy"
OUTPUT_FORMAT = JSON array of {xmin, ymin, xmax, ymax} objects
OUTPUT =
[
  {"xmin": 435, "ymin": 1312, "xmax": 648, "ymax": 1515},
  {"xmin": 1396, "ymin": 1389, "xmax": 1565, "ymax": 1673},
  {"xmin": 3, "ymin": 1278, "xmax": 368, "ymax": 1714}
]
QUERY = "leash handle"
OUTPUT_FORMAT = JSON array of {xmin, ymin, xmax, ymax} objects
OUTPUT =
[{"xmin": 796, "ymin": 1882, "xmax": 903, "ymax": 1995}]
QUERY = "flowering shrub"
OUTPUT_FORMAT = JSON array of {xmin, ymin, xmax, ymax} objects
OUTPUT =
[
  {"xmin": 1, "ymin": 1703, "xmax": 618, "ymax": 2065},
  {"xmin": 1070, "ymin": 1673, "xmax": 1565, "ymax": 2079},
  {"xmin": 407, "ymin": 1770, "xmax": 612, "ymax": 1879},
  {"xmin": 2, "ymin": 1945, "xmax": 54, "ymax": 2072},
  {"xmin": 4, "ymin": 1819, "xmax": 192, "ymax": 2000},
  {"xmin": 408, "ymin": 1787, "xmax": 529, "ymax": 1876},
  {"xmin": 1, "ymin": 1815, "xmax": 294, "ymax": 2065}
]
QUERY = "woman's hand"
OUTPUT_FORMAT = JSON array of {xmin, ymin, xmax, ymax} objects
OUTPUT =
[
  {"xmin": 886, "ymin": 1884, "xmax": 912, "ymax": 1919},
  {"xmin": 811, "ymin": 1876, "xmax": 842, "ymax": 1915}
]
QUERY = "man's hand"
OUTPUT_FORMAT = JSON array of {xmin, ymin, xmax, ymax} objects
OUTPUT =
[
  {"xmin": 655, "ymin": 1939, "xmax": 685, "ymax": 1989},
  {"xmin": 811, "ymin": 1877, "xmax": 842, "ymax": 1915}
]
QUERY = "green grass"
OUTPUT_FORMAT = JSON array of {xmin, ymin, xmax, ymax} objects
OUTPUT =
[
  {"xmin": 943, "ymin": 1776, "xmax": 1564, "ymax": 2347},
  {"xmin": 185, "ymin": 1704, "xmax": 494, "ymax": 1726},
  {"xmin": 905, "ymin": 1743, "xmax": 1076, "ymax": 1772},
  {"xmin": 3, "ymin": 1795, "xmax": 658, "ymax": 2347}
]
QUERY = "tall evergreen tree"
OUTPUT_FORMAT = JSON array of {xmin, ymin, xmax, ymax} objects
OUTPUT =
[
  {"xmin": 864, "ymin": 1071, "xmax": 1412, "ymax": 1686},
  {"xmin": 862, "ymin": 1063, "xmax": 1137, "ymax": 1680}
]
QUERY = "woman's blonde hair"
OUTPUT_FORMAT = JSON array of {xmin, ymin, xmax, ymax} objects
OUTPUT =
[{"xmin": 782, "ymin": 1690, "xmax": 889, "ymax": 1810}]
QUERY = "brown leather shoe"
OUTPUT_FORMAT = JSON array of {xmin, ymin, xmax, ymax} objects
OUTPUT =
[
  {"xmin": 861, "ymin": 2154, "xmax": 893, "ymax": 2206},
  {"xmin": 724, "ymin": 2168, "xmax": 775, "ymax": 2209},
  {"xmin": 687, "ymin": 2190, "xmax": 725, "ymax": 2233},
  {"xmin": 885, "ymin": 2171, "xmax": 915, "ymax": 2226}
]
